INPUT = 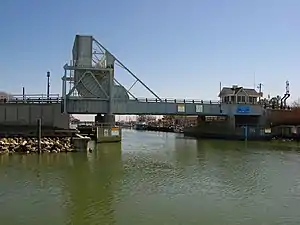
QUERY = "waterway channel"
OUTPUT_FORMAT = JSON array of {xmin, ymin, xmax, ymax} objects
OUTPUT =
[{"xmin": 1, "ymin": 129, "xmax": 300, "ymax": 224}]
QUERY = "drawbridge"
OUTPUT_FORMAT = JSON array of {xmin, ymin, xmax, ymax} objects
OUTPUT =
[{"xmin": 62, "ymin": 35, "xmax": 222, "ymax": 116}]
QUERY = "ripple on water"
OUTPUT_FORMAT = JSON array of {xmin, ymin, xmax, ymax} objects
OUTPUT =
[{"xmin": 0, "ymin": 130, "xmax": 300, "ymax": 224}]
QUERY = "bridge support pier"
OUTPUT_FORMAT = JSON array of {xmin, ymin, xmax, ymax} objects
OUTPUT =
[
  {"xmin": 95, "ymin": 114, "xmax": 122, "ymax": 143},
  {"xmin": 95, "ymin": 114, "xmax": 115, "ymax": 124},
  {"xmin": 228, "ymin": 115, "xmax": 236, "ymax": 129}
]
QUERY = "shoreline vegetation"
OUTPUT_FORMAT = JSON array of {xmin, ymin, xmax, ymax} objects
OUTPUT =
[{"xmin": 0, "ymin": 137, "xmax": 75, "ymax": 154}]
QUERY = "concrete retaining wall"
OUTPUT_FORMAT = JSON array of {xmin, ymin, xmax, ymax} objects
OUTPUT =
[{"xmin": 0, "ymin": 103, "xmax": 69, "ymax": 129}]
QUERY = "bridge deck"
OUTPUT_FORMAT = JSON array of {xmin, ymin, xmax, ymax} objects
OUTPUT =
[
  {"xmin": 65, "ymin": 98, "xmax": 220, "ymax": 115},
  {"xmin": 2, "ymin": 94, "xmax": 60, "ymax": 104},
  {"xmin": 65, "ymin": 98, "xmax": 264, "ymax": 116},
  {"xmin": 2, "ymin": 94, "xmax": 264, "ymax": 116}
]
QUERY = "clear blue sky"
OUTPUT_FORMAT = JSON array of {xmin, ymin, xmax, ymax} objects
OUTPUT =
[{"xmin": 1, "ymin": 0, "xmax": 300, "ymax": 102}]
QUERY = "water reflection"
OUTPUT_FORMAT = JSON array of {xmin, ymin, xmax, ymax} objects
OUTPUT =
[
  {"xmin": 0, "ymin": 143, "xmax": 123, "ymax": 225},
  {"xmin": 0, "ymin": 153, "xmax": 74, "ymax": 225},
  {"xmin": 65, "ymin": 143, "xmax": 122, "ymax": 225},
  {"xmin": 1, "ymin": 131, "xmax": 300, "ymax": 224}
]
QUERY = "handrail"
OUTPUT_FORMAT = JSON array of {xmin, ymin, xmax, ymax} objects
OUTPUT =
[
  {"xmin": 128, "ymin": 98, "xmax": 220, "ymax": 104},
  {"xmin": 0, "ymin": 93, "xmax": 61, "ymax": 104},
  {"xmin": 65, "ymin": 97, "xmax": 267, "ymax": 105},
  {"xmin": 77, "ymin": 121, "xmax": 95, "ymax": 126},
  {"xmin": 76, "ymin": 121, "xmax": 119, "ymax": 128},
  {"xmin": 1, "ymin": 94, "xmax": 291, "ymax": 107},
  {"xmin": 11, "ymin": 94, "xmax": 60, "ymax": 98},
  {"xmin": 66, "ymin": 97, "xmax": 222, "ymax": 104}
]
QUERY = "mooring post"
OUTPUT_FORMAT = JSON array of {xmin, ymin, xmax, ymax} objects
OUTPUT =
[
  {"xmin": 37, "ymin": 118, "xmax": 42, "ymax": 153},
  {"xmin": 244, "ymin": 125, "xmax": 248, "ymax": 141}
]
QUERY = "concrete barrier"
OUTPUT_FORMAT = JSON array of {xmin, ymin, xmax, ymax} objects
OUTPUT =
[{"xmin": 0, "ymin": 103, "xmax": 69, "ymax": 129}]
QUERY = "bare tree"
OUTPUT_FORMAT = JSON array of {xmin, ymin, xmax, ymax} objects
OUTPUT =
[
  {"xmin": 137, "ymin": 115, "xmax": 156, "ymax": 122},
  {"xmin": 291, "ymin": 100, "xmax": 300, "ymax": 108}
]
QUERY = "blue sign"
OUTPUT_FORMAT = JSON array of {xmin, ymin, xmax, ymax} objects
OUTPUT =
[{"xmin": 236, "ymin": 106, "xmax": 250, "ymax": 113}]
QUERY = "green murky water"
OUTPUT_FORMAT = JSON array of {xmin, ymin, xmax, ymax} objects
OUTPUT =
[{"xmin": 1, "ymin": 129, "xmax": 300, "ymax": 225}]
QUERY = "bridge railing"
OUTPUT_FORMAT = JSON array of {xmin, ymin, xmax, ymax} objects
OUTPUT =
[
  {"xmin": 3, "ymin": 95, "xmax": 292, "ymax": 109},
  {"xmin": 0, "ymin": 94, "xmax": 61, "ymax": 103},
  {"xmin": 76, "ymin": 121, "xmax": 121, "ymax": 127},
  {"xmin": 131, "ymin": 98, "xmax": 221, "ymax": 104},
  {"xmin": 77, "ymin": 121, "xmax": 95, "ymax": 127},
  {"xmin": 131, "ymin": 99, "xmax": 285, "ymax": 107}
]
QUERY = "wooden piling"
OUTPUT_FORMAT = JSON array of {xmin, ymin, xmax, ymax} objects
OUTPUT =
[{"xmin": 37, "ymin": 118, "xmax": 42, "ymax": 153}]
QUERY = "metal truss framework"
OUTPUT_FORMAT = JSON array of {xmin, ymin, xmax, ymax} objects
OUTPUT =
[
  {"xmin": 61, "ymin": 35, "xmax": 231, "ymax": 115},
  {"xmin": 62, "ymin": 35, "xmax": 162, "ymax": 105},
  {"xmin": 92, "ymin": 38, "xmax": 162, "ymax": 101}
]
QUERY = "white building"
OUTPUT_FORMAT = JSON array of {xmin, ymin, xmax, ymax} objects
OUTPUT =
[{"xmin": 0, "ymin": 91, "xmax": 10, "ymax": 101}]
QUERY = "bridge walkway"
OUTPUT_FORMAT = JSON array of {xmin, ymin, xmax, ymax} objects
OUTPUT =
[
  {"xmin": 65, "ymin": 97, "xmax": 264, "ymax": 116},
  {"xmin": 1, "ymin": 94, "xmax": 264, "ymax": 116},
  {"xmin": 65, "ymin": 98, "xmax": 222, "ymax": 115}
]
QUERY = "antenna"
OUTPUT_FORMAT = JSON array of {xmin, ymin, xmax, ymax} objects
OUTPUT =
[
  {"xmin": 285, "ymin": 80, "xmax": 290, "ymax": 94},
  {"xmin": 219, "ymin": 81, "xmax": 222, "ymax": 102},
  {"xmin": 257, "ymin": 82, "xmax": 263, "ymax": 102}
]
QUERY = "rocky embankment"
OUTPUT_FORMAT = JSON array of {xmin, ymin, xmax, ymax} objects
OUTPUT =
[{"xmin": 0, "ymin": 137, "xmax": 75, "ymax": 154}]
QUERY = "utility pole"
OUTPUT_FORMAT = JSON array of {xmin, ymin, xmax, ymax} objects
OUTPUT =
[
  {"xmin": 47, "ymin": 71, "xmax": 50, "ymax": 100},
  {"xmin": 22, "ymin": 87, "xmax": 25, "ymax": 101}
]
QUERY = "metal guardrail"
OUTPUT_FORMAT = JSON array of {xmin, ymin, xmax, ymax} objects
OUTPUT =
[
  {"xmin": 0, "ymin": 94, "xmax": 293, "ymax": 110},
  {"xmin": 66, "ymin": 96, "xmax": 221, "ymax": 104},
  {"xmin": 76, "ymin": 121, "xmax": 117, "ymax": 127},
  {"xmin": 131, "ymin": 98, "xmax": 220, "ymax": 104},
  {"xmin": 77, "ymin": 121, "xmax": 95, "ymax": 126},
  {"xmin": 132, "ymin": 99, "xmax": 294, "ymax": 109},
  {"xmin": 66, "ymin": 97, "xmax": 265, "ymax": 105},
  {"xmin": 2, "ymin": 95, "xmax": 221, "ymax": 104},
  {"xmin": 0, "ymin": 94, "xmax": 61, "ymax": 103},
  {"xmin": 67, "ymin": 97, "xmax": 222, "ymax": 104}
]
